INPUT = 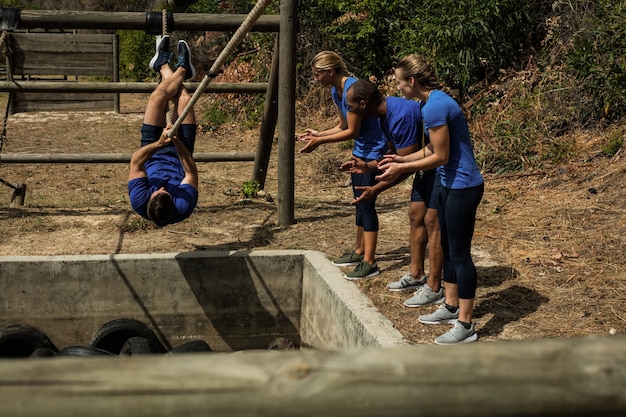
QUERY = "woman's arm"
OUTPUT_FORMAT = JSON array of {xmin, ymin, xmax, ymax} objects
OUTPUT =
[
  {"xmin": 300, "ymin": 111, "xmax": 362, "ymax": 153},
  {"xmin": 377, "ymin": 124, "xmax": 450, "ymax": 182}
]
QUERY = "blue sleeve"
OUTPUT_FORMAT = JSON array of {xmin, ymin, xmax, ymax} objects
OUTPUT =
[
  {"xmin": 170, "ymin": 184, "xmax": 199, "ymax": 223},
  {"xmin": 128, "ymin": 178, "xmax": 150, "ymax": 219},
  {"xmin": 423, "ymin": 97, "xmax": 449, "ymax": 129}
]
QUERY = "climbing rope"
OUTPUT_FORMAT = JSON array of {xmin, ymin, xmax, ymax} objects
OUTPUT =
[{"xmin": 167, "ymin": 0, "xmax": 273, "ymax": 136}]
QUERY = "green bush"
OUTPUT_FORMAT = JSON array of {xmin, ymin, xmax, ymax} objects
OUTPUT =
[
  {"xmin": 566, "ymin": 0, "xmax": 626, "ymax": 122},
  {"xmin": 118, "ymin": 30, "xmax": 154, "ymax": 81}
]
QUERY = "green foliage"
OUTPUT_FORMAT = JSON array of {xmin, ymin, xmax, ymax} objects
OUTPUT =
[
  {"xmin": 200, "ymin": 103, "xmax": 230, "ymax": 130},
  {"xmin": 297, "ymin": 0, "xmax": 542, "ymax": 99},
  {"xmin": 298, "ymin": 0, "xmax": 412, "ymax": 82},
  {"xmin": 394, "ymin": 0, "xmax": 540, "ymax": 99},
  {"xmin": 118, "ymin": 30, "xmax": 154, "ymax": 81},
  {"xmin": 600, "ymin": 129, "xmax": 624, "ymax": 157},
  {"xmin": 566, "ymin": 0, "xmax": 626, "ymax": 122},
  {"xmin": 241, "ymin": 179, "xmax": 260, "ymax": 198}
]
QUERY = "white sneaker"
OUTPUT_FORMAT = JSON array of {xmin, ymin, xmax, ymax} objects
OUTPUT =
[{"xmin": 434, "ymin": 322, "xmax": 478, "ymax": 345}]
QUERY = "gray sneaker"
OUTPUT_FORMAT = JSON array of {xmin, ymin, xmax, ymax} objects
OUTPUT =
[
  {"xmin": 387, "ymin": 272, "xmax": 427, "ymax": 292},
  {"xmin": 418, "ymin": 304, "xmax": 459, "ymax": 325},
  {"xmin": 344, "ymin": 260, "xmax": 380, "ymax": 280},
  {"xmin": 434, "ymin": 322, "xmax": 478, "ymax": 345},
  {"xmin": 332, "ymin": 251, "xmax": 364, "ymax": 266},
  {"xmin": 404, "ymin": 284, "xmax": 444, "ymax": 307}
]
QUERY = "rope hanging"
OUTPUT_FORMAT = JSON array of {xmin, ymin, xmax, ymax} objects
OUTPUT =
[{"xmin": 167, "ymin": 0, "xmax": 273, "ymax": 136}]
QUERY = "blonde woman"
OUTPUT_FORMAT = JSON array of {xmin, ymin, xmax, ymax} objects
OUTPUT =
[
  {"xmin": 377, "ymin": 54, "xmax": 484, "ymax": 344},
  {"xmin": 298, "ymin": 51, "xmax": 387, "ymax": 279}
]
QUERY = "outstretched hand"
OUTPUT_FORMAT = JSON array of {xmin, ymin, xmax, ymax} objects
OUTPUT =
[
  {"xmin": 298, "ymin": 135, "xmax": 322, "ymax": 153},
  {"xmin": 340, "ymin": 156, "xmax": 369, "ymax": 174},
  {"xmin": 376, "ymin": 154, "xmax": 405, "ymax": 183},
  {"xmin": 351, "ymin": 186, "xmax": 378, "ymax": 205}
]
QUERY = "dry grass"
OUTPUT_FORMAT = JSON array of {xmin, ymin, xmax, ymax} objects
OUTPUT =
[{"xmin": 0, "ymin": 87, "xmax": 624, "ymax": 345}]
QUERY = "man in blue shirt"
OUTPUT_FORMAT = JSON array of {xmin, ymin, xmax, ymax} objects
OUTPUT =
[
  {"xmin": 342, "ymin": 79, "xmax": 444, "ymax": 306},
  {"xmin": 128, "ymin": 35, "xmax": 198, "ymax": 226}
]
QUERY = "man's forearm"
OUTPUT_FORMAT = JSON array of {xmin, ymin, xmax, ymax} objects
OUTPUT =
[
  {"xmin": 130, "ymin": 142, "xmax": 161, "ymax": 169},
  {"xmin": 173, "ymin": 140, "xmax": 198, "ymax": 177}
]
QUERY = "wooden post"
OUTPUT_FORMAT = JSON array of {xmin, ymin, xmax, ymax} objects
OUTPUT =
[
  {"xmin": 0, "ymin": 337, "xmax": 624, "ymax": 416},
  {"xmin": 9, "ymin": 183, "xmax": 26, "ymax": 207},
  {"xmin": 253, "ymin": 36, "xmax": 279, "ymax": 189},
  {"xmin": 112, "ymin": 33, "xmax": 119, "ymax": 113},
  {"xmin": 277, "ymin": 0, "xmax": 297, "ymax": 226}
]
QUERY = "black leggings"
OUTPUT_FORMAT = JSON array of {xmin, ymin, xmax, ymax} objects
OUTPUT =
[{"xmin": 438, "ymin": 183, "xmax": 484, "ymax": 299}]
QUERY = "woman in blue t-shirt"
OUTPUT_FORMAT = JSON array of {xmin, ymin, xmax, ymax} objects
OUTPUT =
[
  {"xmin": 377, "ymin": 54, "xmax": 484, "ymax": 345},
  {"xmin": 298, "ymin": 51, "xmax": 387, "ymax": 280}
]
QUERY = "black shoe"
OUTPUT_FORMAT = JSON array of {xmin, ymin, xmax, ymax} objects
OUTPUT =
[
  {"xmin": 149, "ymin": 35, "xmax": 171, "ymax": 72},
  {"xmin": 176, "ymin": 40, "xmax": 196, "ymax": 80}
]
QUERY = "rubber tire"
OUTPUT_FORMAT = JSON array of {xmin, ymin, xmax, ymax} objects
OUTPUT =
[
  {"xmin": 30, "ymin": 347, "xmax": 58, "ymax": 358},
  {"xmin": 57, "ymin": 345, "xmax": 115, "ymax": 356},
  {"xmin": 119, "ymin": 336, "xmax": 158, "ymax": 356},
  {"xmin": 90, "ymin": 318, "xmax": 165, "ymax": 355},
  {"xmin": 0, "ymin": 324, "xmax": 58, "ymax": 358},
  {"xmin": 169, "ymin": 340, "xmax": 212, "ymax": 354}
]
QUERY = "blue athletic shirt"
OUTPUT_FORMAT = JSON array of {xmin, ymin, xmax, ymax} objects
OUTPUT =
[
  {"xmin": 422, "ymin": 90, "xmax": 483, "ymax": 189},
  {"xmin": 333, "ymin": 77, "xmax": 387, "ymax": 160},
  {"xmin": 128, "ymin": 153, "xmax": 198, "ymax": 224},
  {"xmin": 380, "ymin": 96, "xmax": 421, "ymax": 152}
]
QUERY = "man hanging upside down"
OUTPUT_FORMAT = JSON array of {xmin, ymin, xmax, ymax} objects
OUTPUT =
[{"xmin": 128, "ymin": 35, "xmax": 198, "ymax": 226}]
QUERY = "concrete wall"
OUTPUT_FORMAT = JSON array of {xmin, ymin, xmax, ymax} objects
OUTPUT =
[{"xmin": 0, "ymin": 251, "xmax": 406, "ymax": 352}]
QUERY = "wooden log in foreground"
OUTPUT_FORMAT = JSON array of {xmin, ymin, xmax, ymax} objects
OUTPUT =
[
  {"xmin": 0, "ymin": 152, "xmax": 256, "ymax": 163},
  {"xmin": 0, "ymin": 336, "xmax": 624, "ymax": 417},
  {"xmin": 0, "ymin": 81, "xmax": 268, "ymax": 94}
]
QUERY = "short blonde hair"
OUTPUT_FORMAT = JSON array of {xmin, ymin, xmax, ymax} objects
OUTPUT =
[{"xmin": 310, "ymin": 51, "xmax": 349, "ymax": 75}]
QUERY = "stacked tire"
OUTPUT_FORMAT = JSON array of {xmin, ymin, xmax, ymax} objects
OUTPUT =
[{"xmin": 0, "ymin": 319, "xmax": 212, "ymax": 358}]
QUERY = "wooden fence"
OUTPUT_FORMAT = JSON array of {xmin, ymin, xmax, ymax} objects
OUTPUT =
[
  {"xmin": 0, "ymin": 3, "xmax": 297, "ymax": 225},
  {"xmin": 7, "ymin": 31, "xmax": 119, "ymax": 113}
]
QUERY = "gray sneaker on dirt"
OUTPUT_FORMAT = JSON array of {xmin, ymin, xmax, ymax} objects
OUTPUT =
[
  {"xmin": 149, "ymin": 35, "xmax": 171, "ymax": 72},
  {"xmin": 332, "ymin": 251, "xmax": 364, "ymax": 267},
  {"xmin": 434, "ymin": 322, "xmax": 478, "ymax": 345},
  {"xmin": 387, "ymin": 272, "xmax": 427, "ymax": 292},
  {"xmin": 344, "ymin": 260, "xmax": 380, "ymax": 280},
  {"xmin": 404, "ymin": 284, "xmax": 444, "ymax": 307},
  {"xmin": 418, "ymin": 304, "xmax": 459, "ymax": 325}
]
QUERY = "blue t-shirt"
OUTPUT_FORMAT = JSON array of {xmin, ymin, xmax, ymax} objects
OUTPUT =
[
  {"xmin": 332, "ymin": 77, "xmax": 387, "ymax": 160},
  {"xmin": 128, "ymin": 153, "xmax": 198, "ymax": 224},
  {"xmin": 422, "ymin": 90, "xmax": 483, "ymax": 189},
  {"xmin": 380, "ymin": 96, "xmax": 422, "ymax": 152}
]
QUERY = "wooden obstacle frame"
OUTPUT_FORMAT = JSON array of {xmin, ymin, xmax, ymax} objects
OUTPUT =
[
  {"xmin": 6, "ymin": 31, "xmax": 120, "ymax": 113},
  {"xmin": 0, "ymin": 4, "xmax": 296, "ymax": 226}
]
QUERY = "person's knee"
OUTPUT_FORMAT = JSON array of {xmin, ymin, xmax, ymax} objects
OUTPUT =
[
  {"xmin": 149, "ymin": 87, "xmax": 168, "ymax": 107},
  {"xmin": 408, "ymin": 203, "xmax": 426, "ymax": 228},
  {"xmin": 424, "ymin": 209, "xmax": 439, "ymax": 232}
]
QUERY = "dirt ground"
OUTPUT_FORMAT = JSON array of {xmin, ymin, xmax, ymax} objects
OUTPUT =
[{"xmin": 0, "ymin": 93, "xmax": 624, "ymax": 345}]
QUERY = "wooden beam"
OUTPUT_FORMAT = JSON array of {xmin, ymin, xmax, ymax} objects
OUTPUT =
[
  {"xmin": 17, "ymin": 10, "xmax": 280, "ymax": 32},
  {"xmin": 0, "ymin": 81, "xmax": 268, "ymax": 94},
  {"xmin": 0, "ymin": 152, "xmax": 256, "ymax": 163},
  {"xmin": 0, "ymin": 337, "xmax": 624, "ymax": 416}
]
